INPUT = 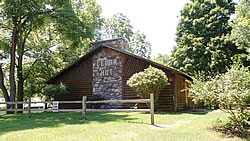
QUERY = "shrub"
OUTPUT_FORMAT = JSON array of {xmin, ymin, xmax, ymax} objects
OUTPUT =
[
  {"xmin": 188, "ymin": 63, "xmax": 250, "ymax": 136},
  {"xmin": 127, "ymin": 66, "xmax": 170, "ymax": 108},
  {"xmin": 43, "ymin": 83, "xmax": 71, "ymax": 100}
]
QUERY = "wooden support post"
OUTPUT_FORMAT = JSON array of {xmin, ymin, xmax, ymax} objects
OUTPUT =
[
  {"xmin": 27, "ymin": 98, "xmax": 31, "ymax": 119},
  {"xmin": 150, "ymin": 94, "xmax": 154, "ymax": 125},
  {"xmin": 185, "ymin": 82, "xmax": 188, "ymax": 109},
  {"xmin": 82, "ymin": 96, "xmax": 87, "ymax": 121}
]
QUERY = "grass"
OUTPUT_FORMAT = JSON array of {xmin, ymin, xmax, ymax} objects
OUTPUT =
[{"xmin": 0, "ymin": 111, "xmax": 248, "ymax": 141}]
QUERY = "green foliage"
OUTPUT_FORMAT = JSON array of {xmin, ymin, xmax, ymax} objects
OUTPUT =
[
  {"xmin": 54, "ymin": 0, "xmax": 102, "ymax": 64},
  {"xmin": 129, "ymin": 31, "xmax": 151, "ymax": 59},
  {"xmin": 23, "ymin": 42, "xmax": 61, "ymax": 98},
  {"xmin": 188, "ymin": 63, "xmax": 250, "ymax": 135},
  {"xmin": 43, "ymin": 83, "xmax": 71, "ymax": 100},
  {"xmin": 99, "ymin": 13, "xmax": 133, "ymax": 41},
  {"xmin": 229, "ymin": 0, "xmax": 250, "ymax": 66},
  {"xmin": 127, "ymin": 66, "xmax": 170, "ymax": 108},
  {"xmin": 0, "ymin": 0, "xmax": 102, "ymax": 100},
  {"xmin": 223, "ymin": 111, "xmax": 250, "ymax": 137},
  {"xmin": 151, "ymin": 53, "xmax": 169, "ymax": 66},
  {"xmin": 98, "ymin": 13, "xmax": 152, "ymax": 58},
  {"xmin": 168, "ymin": 0, "xmax": 248, "ymax": 78}
]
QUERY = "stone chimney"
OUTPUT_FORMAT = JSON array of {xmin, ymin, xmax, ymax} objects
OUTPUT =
[
  {"xmin": 91, "ymin": 38, "xmax": 128, "ymax": 51},
  {"xmin": 91, "ymin": 38, "xmax": 126, "ymax": 109}
]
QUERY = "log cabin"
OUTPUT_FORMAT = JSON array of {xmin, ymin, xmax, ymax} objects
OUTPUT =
[{"xmin": 45, "ymin": 38, "xmax": 193, "ymax": 111}]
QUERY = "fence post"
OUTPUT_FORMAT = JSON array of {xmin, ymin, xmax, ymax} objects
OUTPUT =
[
  {"xmin": 82, "ymin": 96, "xmax": 87, "ymax": 121},
  {"xmin": 27, "ymin": 98, "xmax": 31, "ymax": 119},
  {"xmin": 150, "ymin": 94, "xmax": 154, "ymax": 125}
]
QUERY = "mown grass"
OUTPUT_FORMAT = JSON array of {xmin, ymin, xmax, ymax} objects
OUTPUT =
[{"xmin": 0, "ymin": 111, "xmax": 248, "ymax": 141}]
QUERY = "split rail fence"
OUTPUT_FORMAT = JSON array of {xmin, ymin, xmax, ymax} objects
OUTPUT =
[{"xmin": 0, "ymin": 94, "xmax": 155, "ymax": 125}]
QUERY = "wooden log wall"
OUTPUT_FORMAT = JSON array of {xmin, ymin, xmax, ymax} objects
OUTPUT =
[
  {"xmin": 122, "ymin": 78, "xmax": 148, "ymax": 109},
  {"xmin": 53, "ymin": 57, "xmax": 93, "ymax": 109},
  {"xmin": 158, "ymin": 86, "xmax": 174, "ymax": 111},
  {"xmin": 54, "ymin": 57, "xmax": 92, "ymax": 83},
  {"xmin": 54, "ymin": 80, "xmax": 92, "ymax": 109},
  {"xmin": 121, "ymin": 55, "xmax": 175, "ymax": 111},
  {"xmin": 175, "ymin": 74, "xmax": 187, "ymax": 110}
]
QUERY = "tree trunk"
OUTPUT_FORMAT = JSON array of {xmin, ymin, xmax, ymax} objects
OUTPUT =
[
  {"xmin": 0, "ymin": 65, "xmax": 10, "ymax": 102},
  {"xmin": 9, "ymin": 27, "xmax": 18, "ymax": 114},
  {"xmin": 17, "ymin": 76, "xmax": 24, "ymax": 113},
  {"xmin": 44, "ymin": 103, "xmax": 48, "ymax": 112},
  {"xmin": 17, "ymin": 40, "xmax": 25, "ymax": 113}
]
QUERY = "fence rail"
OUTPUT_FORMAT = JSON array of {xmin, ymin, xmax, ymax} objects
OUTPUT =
[
  {"xmin": 0, "ymin": 94, "xmax": 155, "ymax": 125},
  {"xmin": 0, "ymin": 99, "xmax": 151, "ymax": 105}
]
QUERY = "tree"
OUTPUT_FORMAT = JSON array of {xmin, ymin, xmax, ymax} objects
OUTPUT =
[
  {"xmin": 98, "ymin": 13, "xmax": 152, "ymax": 58},
  {"xmin": 188, "ymin": 63, "xmax": 250, "ymax": 135},
  {"xmin": 127, "ymin": 66, "xmax": 170, "ymax": 108},
  {"xmin": 129, "ymin": 31, "xmax": 152, "ymax": 59},
  {"xmin": 168, "ymin": 0, "xmax": 246, "ymax": 78},
  {"xmin": 151, "ymin": 53, "xmax": 169, "ymax": 66},
  {"xmin": 0, "ymin": 0, "xmax": 101, "ymax": 113},
  {"xmin": 229, "ymin": 0, "xmax": 250, "ymax": 66}
]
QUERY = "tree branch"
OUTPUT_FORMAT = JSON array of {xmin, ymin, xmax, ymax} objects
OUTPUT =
[{"xmin": 23, "ymin": 58, "xmax": 39, "ymax": 80}]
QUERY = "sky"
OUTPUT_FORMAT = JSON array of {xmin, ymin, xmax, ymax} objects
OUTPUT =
[{"xmin": 96, "ymin": 0, "xmax": 190, "ymax": 58}]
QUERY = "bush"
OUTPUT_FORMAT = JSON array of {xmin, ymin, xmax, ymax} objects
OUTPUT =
[
  {"xmin": 127, "ymin": 66, "xmax": 170, "ymax": 108},
  {"xmin": 43, "ymin": 83, "xmax": 71, "ymax": 100},
  {"xmin": 188, "ymin": 63, "xmax": 250, "ymax": 136}
]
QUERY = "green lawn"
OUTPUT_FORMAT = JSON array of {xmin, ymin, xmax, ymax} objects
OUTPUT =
[{"xmin": 0, "ymin": 111, "xmax": 247, "ymax": 141}]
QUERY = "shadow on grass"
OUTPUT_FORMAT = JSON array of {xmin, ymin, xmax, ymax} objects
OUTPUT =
[
  {"xmin": 185, "ymin": 112, "xmax": 209, "ymax": 115},
  {"xmin": 149, "ymin": 111, "xmax": 209, "ymax": 115},
  {"xmin": 157, "ymin": 108, "xmax": 215, "ymax": 115},
  {"xmin": 208, "ymin": 126, "xmax": 250, "ymax": 140},
  {"xmin": 0, "ymin": 112, "xmax": 137, "ymax": 136}
]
